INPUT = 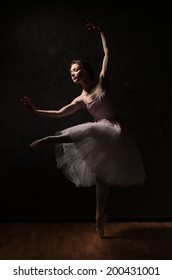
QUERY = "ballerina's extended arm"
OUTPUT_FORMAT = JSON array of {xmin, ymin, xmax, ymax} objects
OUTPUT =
[
  {"xmin": 20, "ymin": 95, "xmax": 84, "ymax": 118},
  {"xmin": 86, "ymin": 20, "xmax": 109, "ymax": 82}
]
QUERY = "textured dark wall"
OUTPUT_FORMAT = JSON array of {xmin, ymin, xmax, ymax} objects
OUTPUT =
[{"xmin": 0, "ymin": 1, "xmax": 171, "ymax": 220}]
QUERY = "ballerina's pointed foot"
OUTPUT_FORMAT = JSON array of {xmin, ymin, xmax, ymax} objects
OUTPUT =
[
  {"xmin": 29, "ymin": 140, "xmax": 43, "ymax": 151},
  {"xmin": 96, "ymin": 214, "xmax": 108, "ymax": 238},
  {"xmin": 29, "ymin": 136, "xmax": 55, "ymax": 151}
]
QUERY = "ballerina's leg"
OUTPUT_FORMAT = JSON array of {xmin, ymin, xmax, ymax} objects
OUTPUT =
[
  {"xmin": 95, "ymin": 177, "xmax": 109, "ymax": 238},
  {"xmin": 29, "ymin": 134, "xmax": 73, "ymax": 151}
]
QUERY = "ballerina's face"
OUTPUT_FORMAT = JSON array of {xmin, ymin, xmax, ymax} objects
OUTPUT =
[{"xmin": 70, "ymin": 63, "xmax": 85, "ymax": 83}]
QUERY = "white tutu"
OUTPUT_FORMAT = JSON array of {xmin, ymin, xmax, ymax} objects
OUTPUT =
[{"xmin": 55, "ymin": 119, "xmax": 146, "ymax": 187}]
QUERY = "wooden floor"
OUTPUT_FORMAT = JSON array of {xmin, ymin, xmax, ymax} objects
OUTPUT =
[{"xmin": 0, "ymin": 221, "xmax": 172, "ymax": 259}]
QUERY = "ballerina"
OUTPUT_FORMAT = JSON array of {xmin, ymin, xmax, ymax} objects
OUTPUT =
[{"xmin": 20, "ymin": 20, "xmax": 146, "ymax": 238}]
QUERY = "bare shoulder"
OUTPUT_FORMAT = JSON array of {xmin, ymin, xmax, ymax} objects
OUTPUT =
[{"xmin": 71, "ymin": 95, "xmax": 85, "ymax": 107}]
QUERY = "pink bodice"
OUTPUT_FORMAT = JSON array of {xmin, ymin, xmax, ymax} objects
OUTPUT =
[{"xmin": 84, "ymin": 90, "xmax": 118, "ymax": 122}]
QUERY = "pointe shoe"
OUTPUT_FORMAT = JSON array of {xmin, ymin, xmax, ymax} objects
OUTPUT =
[
  {"xmin": 96, "ymin": 214, "xmax": 108, "ymax": 238},
  {"xmin": 29, "ymin": 140, "xmax": 42, "ymax": 151},
  {"xmin": 29, "ymin": 137, "xmax": 54, "ymax": 151}
]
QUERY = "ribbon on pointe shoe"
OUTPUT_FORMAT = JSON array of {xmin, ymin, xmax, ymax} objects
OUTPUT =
[{"xmin": 96, "ymin": 214, "xmax": 108, "ymax": 238}]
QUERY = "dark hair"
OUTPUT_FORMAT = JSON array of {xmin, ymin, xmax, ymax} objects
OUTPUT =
[{"xmin": 70, "ymin": 59, "xmax": 94, "ymax": 81}]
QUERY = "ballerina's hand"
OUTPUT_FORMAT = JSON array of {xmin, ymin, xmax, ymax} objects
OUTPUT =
[
  {"xmin": 86, "ymin": 20, "xmax": 102, "ymax": 33},
  {"xmin": 20, "ymin": 96, "xmax": 37, "ymax": 113}
]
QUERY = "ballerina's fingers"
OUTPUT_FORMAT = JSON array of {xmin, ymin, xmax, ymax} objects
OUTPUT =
[
  {"xmin": 86, "ymin": 20, "xmax": 102, "ymax": 32},
  {"xmin": 86, "ymin": 19, "xmax": 95, "ymax": 28},
  {"xmin": 20, "ymin": 96, "xmax": 32, "ymax": 108}
]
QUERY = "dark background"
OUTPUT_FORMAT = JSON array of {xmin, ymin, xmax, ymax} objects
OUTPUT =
[{"xmin": 0, "ymin": 1, "xmax": 171, "ymax": 221}]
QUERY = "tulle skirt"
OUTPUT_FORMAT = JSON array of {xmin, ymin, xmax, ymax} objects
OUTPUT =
[{"xmin": 55, "ymin": 119, "xmax": 146, "ymax": 187}]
